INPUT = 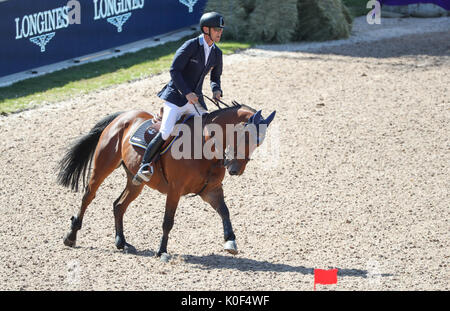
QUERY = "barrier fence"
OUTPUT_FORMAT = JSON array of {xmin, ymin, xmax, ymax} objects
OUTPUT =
[
  {"xmin": 1, "ymin": 0, "xmax": 448, "ymax": 79},
  {"xmin": 0, "ymin": 0, "xmax": 207, "ymax": 78}
]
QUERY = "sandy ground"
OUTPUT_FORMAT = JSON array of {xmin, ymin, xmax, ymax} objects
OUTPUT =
[{"xmin": 0, "ymin": 17, "xmax": 449, "ymax": 291}]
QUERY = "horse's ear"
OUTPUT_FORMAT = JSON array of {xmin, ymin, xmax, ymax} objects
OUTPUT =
[
  {"xmin": 250, "ymin": 110, "xmax": 263, "ymax": 124},
  {"xmin": 261, "ymin": 110, "xmax": 276, "ymax": 126}
]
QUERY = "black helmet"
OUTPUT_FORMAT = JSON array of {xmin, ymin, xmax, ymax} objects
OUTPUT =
[{"xmin": 200, "ymin": 12, "xmax": 224, "ymax": 32}]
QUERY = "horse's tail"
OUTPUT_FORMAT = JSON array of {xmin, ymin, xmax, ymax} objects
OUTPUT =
[{"xmin": 57, "ymin": 112, "xmax": 123, "ymax": 192}]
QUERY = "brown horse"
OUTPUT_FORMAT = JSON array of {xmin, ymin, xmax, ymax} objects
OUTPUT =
[{"xmin": 57, "ymin": 102, "xmax": 276, "ymax": 260}]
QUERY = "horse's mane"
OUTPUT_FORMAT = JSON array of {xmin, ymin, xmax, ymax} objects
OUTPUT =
[{"xmin": 207, "ymin": 101, "xmax": 257, "ymax": 119}]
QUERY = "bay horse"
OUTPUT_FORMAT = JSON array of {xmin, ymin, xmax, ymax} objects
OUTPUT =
[{"xmin": 57, "ymin": 101, "xmax": 276, "ymax": 260}]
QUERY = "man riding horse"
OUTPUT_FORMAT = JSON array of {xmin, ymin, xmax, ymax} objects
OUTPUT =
[
  {"xmin": 133, "ymin": 12, "xmax": 226, "ymax": 185},
  {"xmin": 58, "ymin": 12, "xmax": 277, "ymax": 259}
]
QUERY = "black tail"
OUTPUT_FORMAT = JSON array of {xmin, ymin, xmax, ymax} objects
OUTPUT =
[{"xmin": 57, "ymin": 112, "xmax": 123, "ymax": 192}]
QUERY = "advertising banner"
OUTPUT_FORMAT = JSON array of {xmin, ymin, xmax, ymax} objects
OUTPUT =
[
  {"xmin": 0, "ymin": 0, "xmax": 207, "ymax": 77},
  {"xmin": 381, "ymin": 0, "xmax": 450, "ymax": 10}
]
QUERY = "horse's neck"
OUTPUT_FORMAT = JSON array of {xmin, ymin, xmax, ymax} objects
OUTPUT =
[
  {"xmin": 206, "ymin": 108, "xmax": 251, "ymax": 151},
  {"xmin": 211, "ymin": 108, "xmax": 248, "ymax": 128}
]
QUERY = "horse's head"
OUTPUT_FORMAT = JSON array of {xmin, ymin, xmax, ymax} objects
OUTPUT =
[{"xmin": 224, "ymin": 109, "xmax": 276, "ymax": 176}]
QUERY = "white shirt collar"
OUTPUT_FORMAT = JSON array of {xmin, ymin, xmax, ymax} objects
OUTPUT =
[
  {"xmin": 199, "ymin": 34, "xmax": 215, "ymax": 49},
  {"xmin": 199, "ymin": 35, "xmax": 214, "ymax": 65}
]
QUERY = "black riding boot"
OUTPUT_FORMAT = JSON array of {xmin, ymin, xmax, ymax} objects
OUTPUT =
[{"xmin": 132, "ymin": 133, "xmax": 166, "ymax": 185}]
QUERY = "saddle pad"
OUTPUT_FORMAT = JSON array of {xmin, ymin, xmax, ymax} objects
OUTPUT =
[
  {"xmin": 129, "ymin": 119, "xmax": 158, "ymax": 149},
  {"xmin": 129, "ymin": 114, "xmax": 194, "ymax": 155}
]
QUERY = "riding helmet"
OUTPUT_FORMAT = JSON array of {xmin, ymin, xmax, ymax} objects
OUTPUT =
[{"xmin": 200, "ymin": 12, "xmax": 225, "ymax": 32}]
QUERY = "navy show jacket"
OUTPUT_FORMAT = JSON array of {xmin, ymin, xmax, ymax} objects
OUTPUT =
[{"xmin": 157, "ymin": 35, "xmax": 223, "ymax": 110}]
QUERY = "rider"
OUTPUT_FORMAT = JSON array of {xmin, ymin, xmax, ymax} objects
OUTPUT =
[{"xmin": 133, "ymin": 12, "xmax": 225, "ymax": 185}]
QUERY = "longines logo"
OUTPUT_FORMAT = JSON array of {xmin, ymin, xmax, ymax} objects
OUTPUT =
[
  {"xmin": 14, "ymin": 0, "xmax": 80, "ymax": 52},
  {"xmin": 179, "ymin": 0, "xmax": 198, "ymax": 13},
  {"xmin": 13, "ymin": 0, "xmax": 197, "ymax": 53},
  {"xmin": 93, "ymin": 0, "xmax": 145, "ymax": 32}
]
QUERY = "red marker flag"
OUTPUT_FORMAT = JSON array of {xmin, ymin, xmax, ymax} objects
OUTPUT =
[{"xmin": 314, "ymin": 269, "xmax": 338, "ymax": 290}]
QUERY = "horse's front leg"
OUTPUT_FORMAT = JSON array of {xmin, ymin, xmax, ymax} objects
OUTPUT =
[
  {"xmin": 157, "ymin": 190, "xmax": 181, "ymax": 261},
  {"xmin": 201, "ymin": 187, "xmax": 237, "ymax": 255}
]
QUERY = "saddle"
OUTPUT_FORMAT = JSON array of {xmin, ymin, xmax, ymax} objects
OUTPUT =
[{"xmin": 129, "ymin": 107, "xmax": 193, "ymax": 156}]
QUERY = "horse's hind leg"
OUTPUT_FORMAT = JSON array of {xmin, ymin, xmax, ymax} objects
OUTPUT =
[
  {"xmin": 63, "ymin": 144, "xmax": 122, "ymax": 247},
  {"xmin": 63, "ymin": 174, "xmax": 108, "ymax": 247},
  {"xmin": 113, "ymin": 166, "xmax": 144, "ymax": 253}
]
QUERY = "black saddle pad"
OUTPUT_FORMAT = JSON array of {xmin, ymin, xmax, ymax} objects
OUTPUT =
[
  {"xmin": 129, "ymin": 114, "xmax": 195, "ymax": 153},
  {"xmin": 129, "ymin": 119, "xmax": 159, "ymax": 150}
]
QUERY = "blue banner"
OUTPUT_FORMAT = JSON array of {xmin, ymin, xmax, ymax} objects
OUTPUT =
[
  {"xmin": 381, "ymin": 0, "xmax": 450, "ymax": 10},
  {"xmin": 0, "ymin": 0, "xmax": 207, "ymax": 77}
]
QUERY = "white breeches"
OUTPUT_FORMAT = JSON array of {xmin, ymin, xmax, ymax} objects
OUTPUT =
[{"xmin": 159, "ymin": 101, "xmax": 207, "ymax": 140}]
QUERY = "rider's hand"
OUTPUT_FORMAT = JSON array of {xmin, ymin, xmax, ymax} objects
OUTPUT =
[
  {"xmin": 186, "ymin": 92, "xmax": 199, "ymax": 105},
  {"xmin": 213, "ymin": 90, "xmax": 222, "ymax": 103}
]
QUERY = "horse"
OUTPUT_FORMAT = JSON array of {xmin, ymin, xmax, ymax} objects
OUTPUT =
[{"xmin": 57, "ymin": 101, "xmax": 276, "ymax": 260}]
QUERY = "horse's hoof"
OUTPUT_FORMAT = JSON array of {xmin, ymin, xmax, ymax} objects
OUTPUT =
[
  {"xmin": 224, "ymin": 240, "xmax": 238, "ymax": 255},
  {"xmin": 63, "ymin": 234, "xmax": 76, "ymax": 247},
  {"xmin": 115, "ymin": 235, "xmax": 126, "ymax": 249},
  {"xmin": 123, "ymin": 243, "xmax": 137, "ymax": 254},
  {"xmin": 159, "ymin": 252, "xmax": 171, "ymax": 262}
]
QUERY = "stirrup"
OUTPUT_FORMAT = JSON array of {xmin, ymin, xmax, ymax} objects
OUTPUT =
[{"xmin": 132, "ymin": 163, "xmax": 153, "ymax": 185}]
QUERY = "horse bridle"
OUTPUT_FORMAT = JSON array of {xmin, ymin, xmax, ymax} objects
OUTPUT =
[
  {"xmin": 223, "ymin": 129, "xmax": 257, "ymax": 167},
  {"xmin": 186, "ymin": 97, "xmax": 256, "ymax": 198},
  {"xmin": 203, "ymin": 94, "xmax": 261, "ymax": 166}
]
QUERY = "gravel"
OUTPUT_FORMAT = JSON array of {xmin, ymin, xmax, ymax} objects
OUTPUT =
[{"xmin": 0, "ymin": 16, "xmax": 449, "ymax": 291}]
